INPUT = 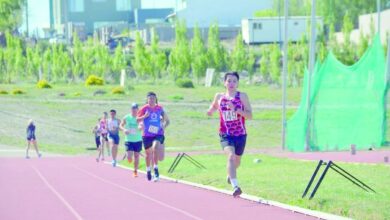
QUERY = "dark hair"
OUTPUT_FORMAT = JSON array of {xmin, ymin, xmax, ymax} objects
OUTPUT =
[
  {"xmin": 146, "ymin": 91, "xmax": 158, "ymax": 104},
  {"xmin": 103, "ymin": 112, "xmax": 108, "ymax": 115},
  {"xmin": 110, "ymin": 109, "xmax": 116, "ymax": 113},
  {"xmin": 224, "ymin": 72, "xmax": 240, "ymax": 81}
]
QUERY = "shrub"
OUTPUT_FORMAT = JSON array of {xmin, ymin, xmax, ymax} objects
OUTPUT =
[
  {"xmin": 0, "ymin": 90, "xmax": 8, "ymax": 95},
  {"xmin": 12, "ymin": 89, "xmax": 25, "ymax": 95},
  {"xmin": 112, "ymin": 87, "xmax": 125, "ymax": 95},
  {"xmin": 85, "ymin": 75, "xmax": 104, "ymax": 86},
  {"xmin": 176, "ymin": 78, "xmax": 194, "ymax": 88},
  {"xmin": 168, "ymin": 94, "xmax": 184, "ymax": 102},
  {"xmin": 37, "ymin": 79, "xmax": 52, "ymax": 89}
]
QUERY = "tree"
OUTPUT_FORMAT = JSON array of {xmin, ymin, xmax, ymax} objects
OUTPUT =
[
  {"xmin": 168, "ymin": 20, "xmax": 191, "ymax": 79},
  {"xmin": 149, "ymin": 29, "xmax": 167, "ymax": 80},
  {"xmin": 191, "ymin": 25, "xmax": 208, "ymax": 82},
  {"xmin": 259, "ymin": 45, "xmax": 270, "ymax": 83},
  {"xmin": 0, "ymin": 0, "xmax": 25, "ymax": 31},
  {"xmin": 246, "ymin": 49, "xmax": 256, "ymax": 82},
  {"xmin": 131, "ymin": 31, "xmax": 151, "ymax": 78},
  {"xmin": 230, "ymin": 32, "xmax": 247, "ymax": 72},
  {"xmin": 71, "ymin": 32, "xmax": 83, "ymax": 81},
  {"xmin": 111, "ymin": 43, "xmax": 125, "ymax": 81},
  {"xmin": 207, "ymin": 23, "xmax": 226, "ymax": 72},
  {"xmin": 269, "ymin": 43, "xmax": 281, "ymax": 85}
]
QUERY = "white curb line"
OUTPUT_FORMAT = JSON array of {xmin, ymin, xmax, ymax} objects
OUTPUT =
[{"xmin": 107, "ymin": 162, "xmax": 351, "ymax": 220}]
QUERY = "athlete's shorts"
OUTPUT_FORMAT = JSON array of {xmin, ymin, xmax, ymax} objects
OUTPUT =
[
  {"xmin": 27, "ymin": 135, "xmax": 36, "ymax": 141},
  {"xmin": 220, "ymin": 134, "xmax": 247, "ymax": 156},
  {"xmin": 95, "ymin": 136, "xmax": 101, "ymax": 148},
  {"xmin": 108, "ymin": 133, "xmax": 120, "ymax": 145},
  {"xmin": 142, "ymin": 135, "xmax": 165, "ymax": 150},
  {"xmin": 101, "ymin": 133, "xmax": 108, "ymax": 142},
  {"xmin": 125, "ymin": 141, "xmax": 142, "ymax": 153}
]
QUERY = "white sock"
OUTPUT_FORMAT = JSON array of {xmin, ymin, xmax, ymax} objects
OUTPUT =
[
  {"xmin": 147, "ymin": 166, "xmax": 151, "ymax": 172},
  {"xmin": 154, "ymin": 165, "xmax": 158, "ymax": 169},
  {"xmin": 230, "ymin": 178, "xmax": 238, "ymax": 188}
]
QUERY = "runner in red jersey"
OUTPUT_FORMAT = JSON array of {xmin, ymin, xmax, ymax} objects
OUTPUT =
[{"xmin": 207, "ymin": 72, "xmax": 252, "ymax": 197}]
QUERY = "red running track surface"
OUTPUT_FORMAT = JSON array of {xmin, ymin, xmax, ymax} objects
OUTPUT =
[{"xmin": 0, "ymin": 157, "xmax": 315, "ymax": 220}]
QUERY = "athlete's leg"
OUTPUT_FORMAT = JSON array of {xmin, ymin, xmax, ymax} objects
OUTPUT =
[
  {"xmin": 100, "ymin": 136, "xmax": 105, "ymax": 160},
  {"xmin": 157, "ymin": 143, "xmax": 165, "ymax": 162},
  {"xmin": 127, "ymin": 150, "xmax": 134, "ymax": 163},
  {"xmin": 111, "ymin": 143, "xmax": 118, "ymax": 161},
  {"xmin": 152, "ymin": 140, "xmax": 161, "ymax": 166},
  {"xmin": 234, "ymin": 155, "xmax": 241, "ymax": 168},
  {"xmin": 25, "ymin": 140, "xmax": 31, "ymax": 158},
  {"xmin": 32, "ymin": 140, "xmax": 41, "ymax": 157},
  {"xmin": 145, "ymin": 147, "xmax": 153, "ymax": 168},
  {"xmin": 134, "ymin": 152, "xmax": 140, "ymax": 171},
  {"xmin": 224, "ymin": 146, "xmax": 237, "ymax": 180}
]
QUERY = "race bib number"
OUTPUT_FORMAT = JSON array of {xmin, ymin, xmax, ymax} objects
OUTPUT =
[
  {"xmin": 148, "ymin": 125, "xmax": 159, "ymax": 134},
  {"xmin": 222, "ymin": 110, "xmax": 238, "ymax": 121}
]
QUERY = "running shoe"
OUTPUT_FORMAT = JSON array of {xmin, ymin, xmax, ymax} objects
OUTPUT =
[
  {"xmin": 154, "ymin": 168, "xmax": 160, "ymax": 178},
  {"xmin": 147, "ymin": 171, "xmax": 152, "ymax": 181},
  {"xmin": 133, "ymin": 170, "xmax": 138, "ymax": 178},
  {"xmin": 25, "ymin": 156, "xmax": 30, "ymax": 159},
  {"xmin": 233, "ymin": 187, "xmax": 242, "ymax": 197},
  {"xmin": 112, "ymin": 160, "xmax": 117, "ymax": 167},
  {"xmin": 96, "ymin": 158, "xmax": 99, "ymax": 162},
  {"xmin": 38, "ymin": 153, "xmax": 42, "ymax": 158}
]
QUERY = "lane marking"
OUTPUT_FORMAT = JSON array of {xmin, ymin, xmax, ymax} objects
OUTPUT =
[
  {"xmin": 73, "ymin": 166, "xmax": 203, "ymax": 220},
  {"xmin": 32, "ymin": 166, "xmax": 83, "ymax": 220}
]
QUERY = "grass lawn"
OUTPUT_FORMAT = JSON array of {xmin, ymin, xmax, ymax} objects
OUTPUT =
[
  {"xmin": 120, "ymin": 154, "xmax": 390, "ymax": 220},
  {"xmin": 0, "ymin": 83, "xmax": 301, "ymax": 155}
]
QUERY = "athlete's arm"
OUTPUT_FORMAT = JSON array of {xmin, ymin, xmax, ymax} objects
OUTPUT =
[
  {"xmin": 136, "ymin": 108, "xmax": 150, "ymax": 120},
  {"xmin": 207, "ymin": 93, "xmax": 221, "ymax": 116},
  {"xmin": 236, "ymin": 92, "xmax": 252, "ymax": 120},
  {"xmin": 119, "ymin": 118, "xmax": 126, "ymax": 132},
  {"xmin": 162, "ymin": 112, "xmax": 170, "ymax": 129}
]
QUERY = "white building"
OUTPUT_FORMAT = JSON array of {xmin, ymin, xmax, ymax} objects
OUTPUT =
[
  {"xmin": 242, "ymin": 16, "xmax": 323, "ymax": 44},
  {"xmin": 174, "ymin": 0, "xmax": 272, "ymax": 27}
]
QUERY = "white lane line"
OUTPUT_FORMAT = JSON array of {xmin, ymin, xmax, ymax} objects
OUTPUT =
[
  {"xmin": 73, "ymin": 166, "xmax": 203, "ymax": 220},
  {"xmin": 31, "ymin": 166, "xmax": 83, "ymax": 220}
]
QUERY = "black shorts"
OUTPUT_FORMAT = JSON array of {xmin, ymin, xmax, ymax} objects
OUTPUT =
[
  {"xmin": 27, "ymin": 136, "xmax": 36, "ymax": 141},
  {"xmin": 220, "ymin": 134, "xmax": 247, "ymax": 156},
  {"xmin": 101, "ymin": 133, "xmax": 108, "ymax": 142},
  {"xmin": 142, "ymin": 135, "xmax": 165, "ymax": 150},
  {"xmin": 125, "ymin": 141, "xmax": 142, "ymax": 153},
  {"xmin": 95, "ymin": 136, "xmax": 101, "ymax": 148},
  {"xmin": 108, "ymin": 133, "xmax": 120, "ymax": 145}
]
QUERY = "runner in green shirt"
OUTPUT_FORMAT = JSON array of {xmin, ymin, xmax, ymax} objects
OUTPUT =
[{"xmin": 120, "ymin": 103, "xmax": 143, "ymax": 177}]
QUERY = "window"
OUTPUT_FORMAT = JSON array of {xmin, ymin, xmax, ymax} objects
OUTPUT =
[
  {"xmin": 116, "ymin": 0, "xmax": 131, "ymax": 11},
  {"xmin": 69, "ymin": 0, "xmax": 84, "ymax": 12},
  {"xmin": 253, "ymin": 23, "xmax": 262, "ymax": 30},
  {"xmin": 253, "ymin": 23, "xmax": 257, "ymax": 29},
  {"xmin": 258, "ymin": 23, "xmax": 262, "ymax": 29}
]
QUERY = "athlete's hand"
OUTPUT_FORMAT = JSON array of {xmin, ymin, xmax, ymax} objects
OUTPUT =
[
  {"xmin": 207, "ymin": 109, "xmax": 213, "ymax": 116},
  {"xmin": 124, "ymin": 129, "xmax": 131, "ymax": 135},
  {"xmin": 143, "ymin": 111, "xmax": 150, "ymax": 118}
]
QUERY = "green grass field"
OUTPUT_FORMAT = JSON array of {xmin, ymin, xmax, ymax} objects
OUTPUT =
[
  {"xmin": 120, "ymin": 154, "xmax": 390, "ymax": 220},
  {"xmin": 0, "ymin": 83, "xmax": 302, "ymax": 154}
]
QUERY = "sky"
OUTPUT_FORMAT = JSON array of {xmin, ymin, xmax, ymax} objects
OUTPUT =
[{"xmin": 20, "ymin": 0, "xmax": 176, "ymax": 37}]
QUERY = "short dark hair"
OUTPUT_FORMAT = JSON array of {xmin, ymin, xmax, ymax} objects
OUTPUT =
[
  {"xmin": 224, "ymin": 72, "xmax": 240, "ymax": 81},
  {"xmin": 147, "ymin": 91, "xmax": 156, "ymax": 97},
  {"xmin": 110, "ymin": 109, "xmax": 116, "ymax": 113},
  {"xmin": 146, "ymin": 91, "xmax": 158, "ymax": 104}
]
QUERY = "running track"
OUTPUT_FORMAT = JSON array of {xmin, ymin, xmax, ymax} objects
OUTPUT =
[{"xmin": 0, "ymin": 157, "xmax": 315, "ymax": 220}]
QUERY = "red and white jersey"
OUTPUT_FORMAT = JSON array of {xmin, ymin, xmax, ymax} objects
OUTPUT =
[{"xmin": 218, "ymin": 91, "xmax": 246, "ymax": 136}]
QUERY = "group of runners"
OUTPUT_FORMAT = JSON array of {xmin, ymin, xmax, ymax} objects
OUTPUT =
[
  {"xmin": 26, "ymin": 71, "xmax": 252, "ymax": 197},
  {"xmin": 93, "ymin": 92, "xmax": 169, "ymax": 181},
  {"xmin": 92, "ymin": 72, "xmax": 252, "ymax": 197}
]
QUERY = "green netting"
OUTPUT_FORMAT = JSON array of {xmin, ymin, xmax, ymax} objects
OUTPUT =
[{"xmin": 287, "ymin": 35, "xmax": 388, "ymax": 152}]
